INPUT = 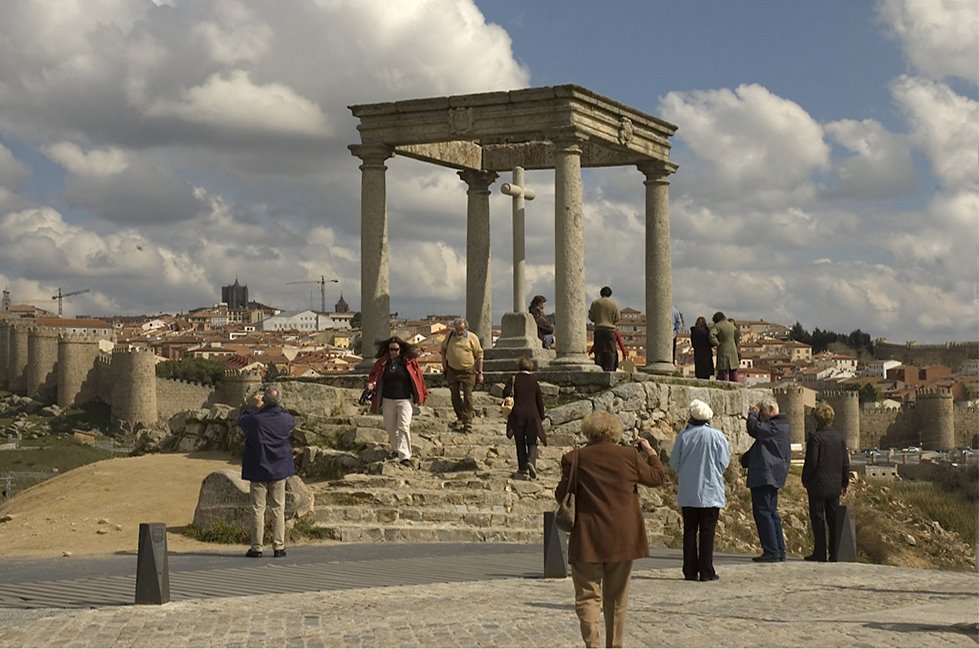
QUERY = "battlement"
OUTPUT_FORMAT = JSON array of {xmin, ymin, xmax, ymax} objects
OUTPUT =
[
  {"xmin": 157, "ymin": 377, "xmax": 211, "ymax": 389},
  {"xmin": 27, "ymin": 326, "xmax": 61, "ymax": 338},
  {"xmin": 58, "ymin": 332, "xmax": 102, "ymax": 344},
  {"xmin": 773, "ymin": 384, "xmax": 807, "ymax": 396},
  {"xmin": 915, "ymin": 387, "xmax": 953, "ymax": 399},
  {"xmin": 817, "ymin": 390, "xmax": 859, "ymax": 400},
  {"xmin": 111, "ymin": 347, "xmax": 155, "ymax": 357}
]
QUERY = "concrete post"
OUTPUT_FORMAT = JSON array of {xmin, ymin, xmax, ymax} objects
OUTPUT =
[
  {"xmin": 500, "ymin": 167, "xmax": 536, "ymax": 313},
  {"xmin": 350, "ymin": 144, "xmax": 394, "ymax": 370},
  {"xmin": 549, "ymin": 135, "xmax": 592, "ymax": 368},
  {"xmin": 638, "ymin": 160, "xmax": 678, "ymax": 375},
  {"xmin": 458, "ymin": 169, "xmax": 498, "ymax": 346}
]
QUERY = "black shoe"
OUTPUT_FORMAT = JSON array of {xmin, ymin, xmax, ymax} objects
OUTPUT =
[
  {"xmin": 245, "ymin": 549, "xmax": 263, "ymax": 558},
  {"xmin": 752, "ymin": 554, "xmax": 779, "ymax": 563},
  {"xmin": 804, "ymin": 555, "xmax": 826, "ymax": 562},
  {"xmin": 400, "ymin": 459, "xmax": 411, "ymax": 467},
  {"xmin": 700, "ymin": 574, "xmax": 720, "ymax": 581},
  {"xmin": 684, "ymin": 575, "xmax": 699, "ymax": 581},
  {"xmin": 273, "ymin": 549, "xmax": 287, "ymax": 558},
  {"xmin": 779, "ymin": 556, "xmax": 786, "ymax": 562}
]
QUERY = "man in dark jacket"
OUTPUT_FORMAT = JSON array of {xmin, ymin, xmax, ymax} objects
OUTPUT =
[
  {"xmin": 802, "ymin": 402, "xmax": 850, "ymax": 562},
  {"xmin": 745, "ymin": 396, "xmax": 792, "ymax": 562},
  {"xmin": 239, "ymin": 385, "xmax": 295, "ymax": 558}
]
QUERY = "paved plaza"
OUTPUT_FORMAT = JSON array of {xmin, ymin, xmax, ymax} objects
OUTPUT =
[{"xmin": 0, "ymin": 543, "xmax": 976, "ymax": 647}]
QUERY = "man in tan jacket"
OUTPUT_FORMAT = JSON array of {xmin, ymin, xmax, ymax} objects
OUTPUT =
[
  {"xmin": 588, "ymin": 286, "xmax": 620, "ymax": 371},
  {"xmin": 440, "ymin": 318, "xmax": 483, "ymax": 433}
]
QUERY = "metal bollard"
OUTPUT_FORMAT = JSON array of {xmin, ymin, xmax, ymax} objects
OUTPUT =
[
  {"xmin": 135, "ymin": 522, "xmax": 170, "ymax": 605},
  {"xmin": 543, "ymin": 512, "xmax": 569, "ymax": 578}
]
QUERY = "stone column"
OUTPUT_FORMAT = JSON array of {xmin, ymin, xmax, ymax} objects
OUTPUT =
[
  {"xmin": 549, "ymin": 135, "xmax": 592, "ymax": 368},
  {"xmin": 458, "ymin": 170, "xmax": 498, "ymax": 346},
  {"xmin": 638, "ymin": 160, "xmax": 679, "ymax": 375},
  {"xmin": 350, "ymin": 144, "xmax": 394, "ymax": 370}
]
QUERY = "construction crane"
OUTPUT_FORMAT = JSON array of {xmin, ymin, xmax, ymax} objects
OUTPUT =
[
  {"xmin": 286, "ymin": 276, "xmax": 338, "ymax": 312},
  {"xmin": 51, "ymin": 288, "xmax": 90, "ymax": 316}
]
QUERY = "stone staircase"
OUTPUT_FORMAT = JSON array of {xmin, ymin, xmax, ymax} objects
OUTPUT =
[{"xmin": 303, "ymin": 387, "xmax": 669, "ymax": 544}]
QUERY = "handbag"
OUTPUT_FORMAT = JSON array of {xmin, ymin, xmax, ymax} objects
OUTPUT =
[
  {"xmin": 358, "ymin": 387, "xmax": 375, "ymax": 406},
  {"xmin": 555, "ymin": 449, "xmax": 579, "ymax": 532},
  {"xmin": 500, "ymin": 375, "xmax": 516, "ymax": 417}
]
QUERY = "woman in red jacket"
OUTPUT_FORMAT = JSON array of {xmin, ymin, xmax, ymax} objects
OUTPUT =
[{"xmin": 367, "ymin": 336, "xmax": 429, "ymax": 467}]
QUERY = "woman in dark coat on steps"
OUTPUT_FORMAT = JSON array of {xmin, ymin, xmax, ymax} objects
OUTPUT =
[
  {"xmin": 502, "ymin": 356, "xmax": 547, "ymax": 478},
  {"xmin": 690, "ymin": 316, "xmax": 715, "ymax": 380}
]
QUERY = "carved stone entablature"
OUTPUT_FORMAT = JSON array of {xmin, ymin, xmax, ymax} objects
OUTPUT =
[
  {"xmin": 448, "ymin": 107, "xmax": 474, "ymax": 135},
  {"xmin": 618, "ymin": 116, "xmax": 634, "ymax": 145}
]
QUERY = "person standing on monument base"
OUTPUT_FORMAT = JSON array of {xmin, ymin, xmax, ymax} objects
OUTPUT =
[
  {"xmin": 671, "ymin": 305, "xmax": 684, "ymax": 366},
  {"xmin": 367, "ymin": 336, "xmax": 429, "ymax": 467},
  {"xmin": 441, "ymin": 318, "xmax": 483, "ymax": 433},
  {"xmin": 588, "ymin": 286, "xmax": 620, "ymax": 372},
  {"xmin": 669, "ymin": 399, "xmax": 730, "ymax": 582},
  {"xmin": 239, "ymin": 385, "xmax": 295, "ymax": 559},
  {"xmin": 690, "ymin": 316, "xmax": 715, "ymax": 380},
  {"xmin": 744, "ymin": 396, "xmax": 792, "ymax": 563},
  {"xmin": 709, "ymin": 311, "xmax": 740, "ymax": 382},
  {"xmin": 802, "ymin": 402, "xmax": 850, "ymax": 562}
]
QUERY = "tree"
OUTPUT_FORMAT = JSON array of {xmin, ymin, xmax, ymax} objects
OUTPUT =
[
  {"xmin": 155, "ymin": 357, "xmax": 227, "ymax": 385},
  {"xmin": 790, "ymin": 321, "xmax": 811, "ymax": 344},
  {"xmin": 350, "ymin": 311, "xmax": 361, "ymax": 329},
  {"xmin": 859, "ymin": 382, "xmax": 883, "ymax": 404}
]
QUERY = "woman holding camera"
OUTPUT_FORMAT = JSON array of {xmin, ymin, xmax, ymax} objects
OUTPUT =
[
  {"xmin": 555, "ymin": 411, "xmax": 666, "ymax": 648},
  {"xmin": 367, "ymin": 336, "xmax": 429, "ymax": 467}
]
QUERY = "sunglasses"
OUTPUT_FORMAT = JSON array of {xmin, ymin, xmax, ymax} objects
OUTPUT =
[{"xmin": 389, "ymin": 346, "xmax": 401, "ymax": 351}]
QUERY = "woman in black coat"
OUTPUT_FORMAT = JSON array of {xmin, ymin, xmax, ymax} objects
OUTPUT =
[
  {"xmin": 690, "ymin": 316, "xmax": 715, "ymax": 379},
  {"xmin": 502, "ymin": 356, "xmax": 547, "ymax": 478}
]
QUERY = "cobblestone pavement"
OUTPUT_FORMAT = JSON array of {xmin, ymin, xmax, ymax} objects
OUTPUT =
[{"xmin": 0, "ymin": 561, "xmax": 976, "ymax": 647}]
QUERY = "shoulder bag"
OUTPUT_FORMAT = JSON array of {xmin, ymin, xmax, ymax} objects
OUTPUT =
[
  {"xmin": 500, "ymin": 374, "xmax": 516, "ymax": 417},
  {"xmin": 555, "ymin": 449, "xmax": 579, "ymax": 532}
]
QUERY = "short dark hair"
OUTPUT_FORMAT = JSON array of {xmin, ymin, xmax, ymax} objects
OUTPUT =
[
  {"xmin": 712, "ymin": 311, "xmax": 725, "ymax": 323},
  {"xmin": 600, "ymin": 286, "xmax": 612, "ymax": 297}
]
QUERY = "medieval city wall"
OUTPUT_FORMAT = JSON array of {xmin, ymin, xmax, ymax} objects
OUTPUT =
[
  {"xmin": 156, "ymin": 378, "xmax": 213, "ymax": 422},
  {"xmin": 953, "ymin": 405, "xmax": 978, "ymax": 447},
  {"xmin": 6, "ymin": 321, "xmax": 29, "ymax": 393},
  {"xmin": 26, "ymin": 327, "xmax": 60, "ymax": 402},
  {"xmin": 873, "ymin": 340, "xmax": 978, "ymax": 370},
  {"xmin": 0, "ymin": 321, "xmax": 10, "ymax": 388},
  {"xmin": 57, "ymin": 334, "xmax": 102, "ymax": 407}
]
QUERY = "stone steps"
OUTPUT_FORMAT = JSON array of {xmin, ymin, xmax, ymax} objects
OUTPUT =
[{"xmin": 302, "ymin": 386, "xmax": 588, "ymax": 544}]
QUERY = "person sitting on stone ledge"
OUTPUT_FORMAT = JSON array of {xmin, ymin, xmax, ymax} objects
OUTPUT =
[{"xmin": 529, "ymin": 294, "xmax": 555, "ymax": 349}]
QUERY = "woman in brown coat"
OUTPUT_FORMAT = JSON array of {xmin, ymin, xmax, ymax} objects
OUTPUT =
[
  {"xmin": 555, "ymin": 411, "xmax": 666, "ymax": 648},
  {"xmin": 502, "ymin": 356, "xmax": 547, "ymax": 478}
]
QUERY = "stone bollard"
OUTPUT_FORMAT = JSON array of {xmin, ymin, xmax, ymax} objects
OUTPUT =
[
  {"xmin": 543, "ymin": 512, "xmax": 569, "ymax": 578},
  {"xmin": 835, "ymin": 506, "xmax": 857, "ymax": 562},
  {"xmin": 135, "ymin": 522, "xmax": 170, "ymax": 605}
]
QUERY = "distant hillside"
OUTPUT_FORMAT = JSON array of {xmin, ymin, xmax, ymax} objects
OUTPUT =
[{"xmin": 873, "ymin": 341, "xmax": 979, "ymax": 371}]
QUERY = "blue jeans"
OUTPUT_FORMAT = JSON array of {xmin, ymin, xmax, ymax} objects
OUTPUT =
[{"xmin": 751, "ymin": 486, "xmax": 785, "ymax": 559}]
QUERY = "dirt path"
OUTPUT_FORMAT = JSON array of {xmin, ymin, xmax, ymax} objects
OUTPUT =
[{"xmin": 0, "ymin": 452, "xmax": 247, "ymax": 558}]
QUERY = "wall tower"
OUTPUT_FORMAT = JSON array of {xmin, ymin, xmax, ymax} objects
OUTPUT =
[
  {"xmin": 915, "ymin": 388, "xmax": 954, "ymax": 450},
  {"xmin": 58, "ymin": 333, "xmax": 102, "ymax": 407},
  {"xmin": 110, "ymin": 349, "xmax": 158, "ymax": 428},
  {"xmin": 26, "ymin": 327, "xmax": 60, "ymax": 402},
  {"xmin": 7, "ymin": 321, "xmax": 30, "ymax": 394},
  {"xmin": 773, "ymin": 385, "xmax": 807, "ymax": 446},
  {"xmin": 819, "ymin": 389, "xmax": 861, "ymax": 451}
]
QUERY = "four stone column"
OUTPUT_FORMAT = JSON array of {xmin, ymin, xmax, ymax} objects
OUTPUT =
[
  {"xmin": 350, "ymin": 144, "xmax": 394, "ymax": 368},
  {"xmin": 549, "ymin": 136, "xmax": 592, "ymax": 368},
  {"xmin": 639, "ymin": 160, "xmax": 678, "ymax": 374},
  {"xmin": 458, "ymin": 170, "xmax": 498, "ymax": 346}
]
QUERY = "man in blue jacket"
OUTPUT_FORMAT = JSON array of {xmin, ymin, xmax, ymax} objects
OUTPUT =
[
  {"xmin": 745, "ymin": 396, "xmax": 792, "ymax": 562},
  {"xmin": 669, "ymin": 399, "xmax": 730, "ymax": 581},
  {"xmin": 239, "ymin": 385, "xmax": 295, "ymax": 558}
]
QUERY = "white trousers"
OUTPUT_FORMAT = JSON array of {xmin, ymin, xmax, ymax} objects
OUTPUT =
[
  {"xmin": 249, "ymin": 479, "xmax": 286, "ymax": 552},
  {"xmin": 382, "ymin": 398, "xmax": 413, "ymax": 460}
]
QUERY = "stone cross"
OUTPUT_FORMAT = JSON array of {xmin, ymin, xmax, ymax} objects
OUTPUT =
[{"xmin": 500, "ymin": 167, "xmax": 535, "ymax": 313}]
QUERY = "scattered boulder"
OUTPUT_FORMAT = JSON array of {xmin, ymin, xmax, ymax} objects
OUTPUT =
[{"xmin": 192, "ymin": 470, "xmax": 314, "ymax": 537}]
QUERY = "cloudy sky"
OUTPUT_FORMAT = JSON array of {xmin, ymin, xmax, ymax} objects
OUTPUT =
[{"xmin": 0, "ymin": 0, "xmax": 975, "ymax": 344}]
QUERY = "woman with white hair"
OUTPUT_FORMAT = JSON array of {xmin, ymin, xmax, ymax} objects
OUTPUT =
[
  {"xmin": 744, "ymin": 396, "xmax": 792, "ymax": 562},
  {"xmin": 669, "ymin": 399, "xmax": 731, "ymax": 581}
]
